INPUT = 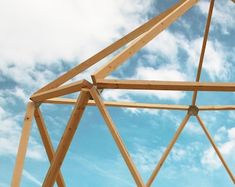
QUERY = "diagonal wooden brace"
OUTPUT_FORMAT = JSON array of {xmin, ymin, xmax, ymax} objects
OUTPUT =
[
  {"xmin": 42, "ymin": 90, "xmax": 90, "ymax": 187},
  {"xmin": 89, "ymin": 86, "xmax": 145, "ymax": 187},
  {"xmin": 34, "ymin": 0, "xmax": 186, "ymax": 94},
  {"xmin": 34, "ymin": 107, "xmax": 66, "ymax": 187},
  {"xmin": 92, "ymin": 0, "xmax": 199, "ymax": 81},
  {"xmin": 196, "ymin": 115, "xmax": 235, "ymax": 184},
  {"xmin": 146, "ymin": 114, "xmax": 190, "ymax": 187}
]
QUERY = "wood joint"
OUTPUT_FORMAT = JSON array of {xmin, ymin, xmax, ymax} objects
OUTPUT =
[{"xmin": 187, "ymin": 105, "xmax": 199, "ymax": 116}]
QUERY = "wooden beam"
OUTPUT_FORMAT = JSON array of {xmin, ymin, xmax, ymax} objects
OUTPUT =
[
  {"xmin": 42, "ymin": 97, "xmax": 189, "ymax": 110},
  {"xmin": 34, "ymin": 107, "xmax": 66, "ymax": 187},
  {"xmin": 11, "ymin": 102, "xmax": 35, "ymax": 187},
  {"xmin": 30, "ymin": 80, "xmax": 92, "ymax": 102},
  {"xmin": 42, "ymin": 90, "xmax": 90, "ymax": 187},
  {"xmin": 92, "ymin": 0, "xmax": 198, "ymax": 81},
  {"xmin": 146, "ymin": 114, "xmax": 190, "ymax": 187},
  {"xmin": 192, "ymin": 0, "xmax": 215, "ymax": 105},
  {"xmin": 199, "ymin": 105, "xmax": 235, "ymax": 111},
  {"xmin": 42, "ymin": 98, "xmax": 235, "ymax": 111},
  {"xmin": 34, "ymin": 1, "xmax": 183, "ymax": 94},
  {"xmin": 96, "ymin": 79, "xmax": 235, "ymax": 91},
  {"xmin": 196, "ymin": 115, "xmax": 235, "ymax": 184},
  {"xmin": 89, "ymin": 87, "xmax": 145, "ymax": 187}
]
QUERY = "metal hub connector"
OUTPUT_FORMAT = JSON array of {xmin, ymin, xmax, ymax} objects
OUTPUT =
[{"xmin": 187, "ymin": 105, "xmax": 199, "ymax": 116}]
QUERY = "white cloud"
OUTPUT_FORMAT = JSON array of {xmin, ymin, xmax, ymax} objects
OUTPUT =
[
  {"xmin": 0, "ymin": 105, "xmax": 45, "ymax": 161},
  {"xmin": 131, "ymin": 142, "xmax": 202, "ymax": 176},
  {"xmin": 145, "ymin": 30, "xmax": 186, "ymax": 65},
  {"xmin": 228, "ymin": 111, "xmax": 235, "ymax": 120},
  {"xmin": 134, "ymin": 66, "xmax": 186, "ymax": 81},
  {"xmin": 23, "ymin": 170, "xmax": 42, "ymax": 186},
  {"xmin": 201, "ymin": 126, "xmax": 235, "ymax": 170},
  {"xmin": 103, "ymin": 65, "xmax": 187, "ymax": 103},
  {"xmin": 197, "ymin": 0, "xmax": 235, "ymax": 34},
  {"xmin": 0, "ymin": 0, "xmax": 153, "ymax": 89},
  {"xmin": 131, "ymin": 145, "xmax": 163, "ymax": 173},
  {"xmin": 184, "ymin": 121, "xmax": 203, "ymax": 135},
  {"xmin": 185, "ymin": 38, "xmax": 231, "ymax": 81},
  {"xmin": 201, "ymin": 147, "xmax": 221, "ymax": 170},
  {"xmin": 71, "ymin": 154, "xmax": 133, "ymax": 186}
]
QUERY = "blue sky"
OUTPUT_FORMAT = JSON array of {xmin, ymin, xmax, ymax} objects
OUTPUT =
[{"xmin": 0, "ymin": 0, "xmax": 235, "ymax": 186}]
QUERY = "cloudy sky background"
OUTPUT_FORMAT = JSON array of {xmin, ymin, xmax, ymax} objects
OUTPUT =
[{"xmin": 0, "ymin": 0, "xmax": 235, "ymax": 186}]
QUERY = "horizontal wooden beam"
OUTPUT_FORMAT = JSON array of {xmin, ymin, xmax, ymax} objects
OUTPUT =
[
  {"xmin": 34, "ymin": 0, "xmax": 183, "ymax": 94},
  {"xmin": 199, "ymin": 105, "xmax": 235, "ymax": 110},
  {"xmin": 92, "ymin": 0, "xmax": 198, "ymax": 81},
  {"xmin": 42, "ymin": 98, "xmax": 235, "ymax": 111},
  {"xmin": 96, "ymin": 79, "xmax": 235, "ymax": 92},
  {"xmin": 42, "ymin": 97, "xmax": 189, "ymax": 110},
  {"xmin": 30, "ymin": 80, "xmax": 92, "ymax": 102}
]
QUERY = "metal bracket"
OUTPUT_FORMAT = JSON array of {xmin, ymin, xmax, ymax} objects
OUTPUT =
[{"xmin": 187, "ymin": 105, "xmax": 199, "ymax": 116}]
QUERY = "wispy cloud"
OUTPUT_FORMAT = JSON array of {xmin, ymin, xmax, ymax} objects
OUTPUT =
[
  {"xmin": 23, "ymin": 169, "xmax": 42, "ymax": 186},
  {"xmin": 197, "ymin": 0, "xmax": 235, "ymax": 34},
  {"xmin": 0, "ymin": 104, "xmax": 45, "ymax": 161},
  {"xmin": 201, "ymin": 126, "xmax": 235, "ymax": 170}
]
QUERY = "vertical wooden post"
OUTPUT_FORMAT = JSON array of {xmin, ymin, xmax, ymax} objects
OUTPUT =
[
  {"xmin": 89, "ymin": 87, "xmax": 145, "ymax": 187},
  {"xmin": 34, "ymin": 107, "xmax": 66, "ymax": 187},
  {"xmin": 42, "ymin": 90, "xmax": 90, "ymax": 187},
  {"xmin": 196, "ymin": 115, "xmax": 235, "ymax": 184},
  {"xmin": 11, "ymin": 102, "xmax": 35, "ymax": 187},
  {"xmin": 146, "ymin": 114, "xmax": 190, "ymax": 187}
]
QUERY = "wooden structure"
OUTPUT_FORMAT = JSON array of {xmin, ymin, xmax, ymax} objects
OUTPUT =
[{"xmin": 11, "ymin": 0, "xmax": 235, "ymax": 186}]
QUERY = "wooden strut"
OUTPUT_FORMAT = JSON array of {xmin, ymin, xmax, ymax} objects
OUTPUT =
[
  {"xmin": 92, "ymin": 0, "xmax": 198, "ymax": 81},
  {"xmin": 95, "ymin": 79, "xmax": 235, "ymax": 91},
  {"xmin": 146, "ymin": 114, "xmax": 190, "ymax": 187},
  {"xmin": 11, "ymin": 102, "xmax": 35, "ymax": 187},
  {"xmin": 89, "ymin": 87, "xmax": 145, "ymax": 187},
  {"xmin": 43, "ymin": 97, "xmax": 189, "ymax": 110},
  {"xmin": 42, "ymin": 98, "xmax": 235, "ymax": 111},
  {"xmin": 33, "ymin": 0, "xmax": 184, "ymax": 94},
  {"xmin": 31, "ymin": 79, "xmax": 92, "ymax": 102},
  {"xmin": 42, "ymin": 90, "xmax": 90, "ymax": 187},
  {"xmin": 196, "ymin": 115, "xmax": 235, "ymax": 184},
  {"xmin": 12, "ymin": 0, "xmax": 235, "ymax": 185},
  {"xmin": 191, "ymin": 0, "xmax": 215, "ymax": 105},
  {"xmin": 34, "ymin": 107, "xmax": 66, "ymax": 187}
]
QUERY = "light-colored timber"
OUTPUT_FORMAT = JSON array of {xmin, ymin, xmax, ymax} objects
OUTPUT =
[
  {"xmin": 96, "ymin": 79, "xmax": 235, "ymax": 91},
  {"xmin": 146, "ymin": 114, "xmax": 190, "ymax": 187},
  {"xmin": 42, "ymin": 91, "xmax": 90, "ymax": 187},
  {"xmin": 199, "ymin": 105, "xmax": 235, "ymax": 110},
  {"xmin": 42, "ymin": 97, "xmax": 189, "ymax": 110},
  {"xmin": 42, "ymin": 98, "xmax": 235, "ymax": 111},
  {"xmin": 89, "ymin": 87, "xmax": 145, "ymax": 187},
  {"xmin": 34, "ymin": 107, "xmax": 66, "ymax": 187},
  {"xmin": 33, "ymin": 0, "xmax": 184, "ymax": 94},
  {"xmin": 196, "ymin": 115, "xmax": 235, "ymax": 184},
  {"xmin": 12, "ymin": 0, "xmax": 235, "ymax": 186},
  {"xmin": 92, "ymin": 0, "xmax": 198, "ymax": 81},
  {"xmin": 11, "ymin": 102, "xmax": 35, "ymax": 187},
  {"xmin": 191, "ymin": 0, "xmax": 215, "ymax": 105},
  {"xmin": 31, "ymin": 79, "xmax": 92, "ymax": 102}
]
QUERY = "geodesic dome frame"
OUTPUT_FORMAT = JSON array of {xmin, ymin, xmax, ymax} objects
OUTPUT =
[{"xmin": 11, "ymin": 0, "xmax": 235, "ymax": 186}]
